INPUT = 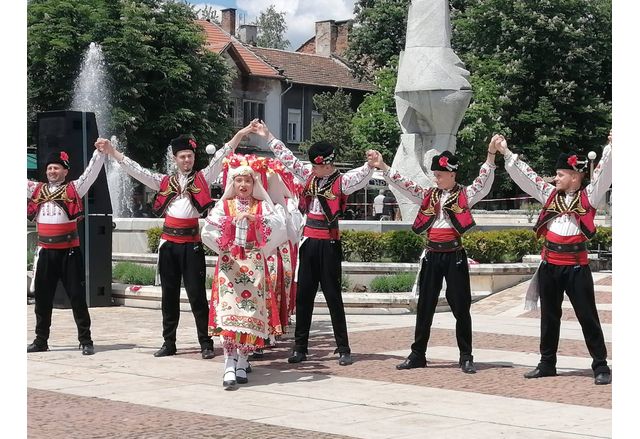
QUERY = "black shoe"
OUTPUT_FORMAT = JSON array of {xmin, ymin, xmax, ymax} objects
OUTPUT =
[
  {"xmin": 201, "ymin": 347, "xmax": 215, "ymax": 359},
  {"xmin": 460, "ymin": 359, "xmax": 476, "ymax": 374},
  {"xmin": 154, "ymin": 344, "xmax": 177, "ymax": 357},
  {"xmin": 223, "ymin": 370, "xmax": 237, "ymax": 390},
  {"xmin": 27, "ymin": 341, "xmax": 48, "ymax": 353},
  {"xmin": 236, "ymin": 368, "xmax": 249, "ymax": 384},
  {"xmin": 288, "ymin": 351, "xmax": 307, "ymax": 363},
  {"xmin": 396, "ymin": 357, "xmax": 427, "ymax": 370},
  {"xmin": 524, "ymin": 367, "xmax": 557, "ymax": 379},
  {"xmin": 80, "ymin": 343, "xmax": 95, "ymax": 356},
  {"xmin": 594, "ymin": 372, "xmax": 611, "ymax": 385},
  {"xmin": 246, "ymin": 362, "xmax": 252, "ymax": 373},
  {"xmin": 250, "ymin": 349, "xmax": 264, "ymax": 360},
  {"xmin": 338, "ymin": 353, "xmax": 353, "ymax": 366}
]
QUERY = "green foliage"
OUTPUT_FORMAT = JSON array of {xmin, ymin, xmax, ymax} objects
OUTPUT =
[
  {"xmin": 254, "ymin": 5, "xmax": 290, "ymax": 50},
  {"xmin": 341, "ymin": 274, "xmax": 351, "ymax": 292},
  {"xmin": 589, "ymin": 227, "xmax": 611, "ymax": 252},
  {"xmin": 351, "ymin": 231, "xmax": 386, "ymax": 262},
  {"xmin": 28, "ymin": 0, "xmax": 233, "ymax": 168},
  {"xmin": 301, "ymin": 89, "xmax": 355, "ymax": 160},
  {"xmin": 462, "ymin": 229, "xmax": 543, "ymax": 263},
  {"xmin": 345, "ymin": 0, "xmax": 411, "ymax": 79},
  {"xmin": 385, "ymin": 230, "xmax": 425, "ymax": 263},
  {"xmin": 452, "ymin": 0, "xmax": 612, "ymax": 189},
  {"xmin": 370, "ymin": 273, "xmax": 416, "ymax": 293},
  {"xmin": 350, "ymin": 61, "xmax": 402, "ymax": 164},
  {"xmin": 112, "ymin": 261, "xmax": 156, "ymax": 285},
  {"xmin": 146, "ymin": 226, "xmax": 162, "ymax": 252}
]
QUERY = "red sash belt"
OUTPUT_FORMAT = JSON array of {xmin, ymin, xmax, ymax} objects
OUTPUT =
[
  {"xmin": 37, "ymin": 222, "xmax": 80, "ymax": 249},
  {"xmin": 162, "ymin": 216, "xmax": 201, "ymax": 243},
  {"xmin": 541, "ymin": 231, "xmax": 588, "ymax": 266},
  {"xmin": 303, "ymin": 213, "xmax": 340, "ymax": 240},
  {"xmin": 426, "ymin": 228, "xmax": 462, "ymax": 252}
]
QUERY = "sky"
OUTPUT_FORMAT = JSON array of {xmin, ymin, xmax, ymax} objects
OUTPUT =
[{"xmin": 190, "ymin": 0, "xmax": 357, "ymax": 50}]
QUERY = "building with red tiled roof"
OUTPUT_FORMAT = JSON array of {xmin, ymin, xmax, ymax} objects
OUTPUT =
[{"xmin": 197, "ymin": 9, "xmax": 374, "ymax": 157}]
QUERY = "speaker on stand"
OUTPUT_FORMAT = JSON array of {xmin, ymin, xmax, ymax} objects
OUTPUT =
[{"xmin": 36, "ymin": 110, "xmax": 114, "ymax": 308}]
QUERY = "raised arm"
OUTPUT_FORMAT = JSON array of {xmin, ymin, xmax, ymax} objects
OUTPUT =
[
  {"xmin": 255, "ymin": 121, "xmax": 312, "ymax": 182},
  {"xmin": 72, "ymin": 149, "xmax": 107, "ymax": 197},
  {"xmin": 496, "ymin": 136, "xmax": 554, "ymax": 204},
  {"xmin": 95, "ymin": 138, "xmax": 163, "ymax": 191},
  {"xmin": 366, "ymin": 150, "xmax": 427, "ymax": 204},
  {"xmin": 585, "ymin": 132, "xmax": 612, "ymax": 207},
  {"xmin": 465, "ymin": 134, "xmax": 499, "ymax": 207},
  {"xmin": 200, "ymin": 121, "xmax": 258, "ymax": 183}
]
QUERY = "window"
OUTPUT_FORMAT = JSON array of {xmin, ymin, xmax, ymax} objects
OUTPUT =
[
  {"xmin": 287, "ymin": 108, "xmax": 302, "ymax": 143},
  {"xmin": 243, "ymin": 100, "xmax": 265, "ymax": 125},
  {"xmin": 311, "ymin": 111, "xmax": 323, "ymax": 128},
  {"xmin": 228, "ymin": 97, "xmax": 242, "ymax": 128}
]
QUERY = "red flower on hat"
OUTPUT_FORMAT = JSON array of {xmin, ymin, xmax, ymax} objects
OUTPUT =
[
  {"xmin": 229, "ymin": 157, "xmax": 242, "ymax": 167},
  {"xmin": 439, "ymin": 156, "xmax": 449, "ymax": 168},
  {"xmin": 60, "ymin": 151, "xmax": 69, "ymax": 161},
  {"xmin": 313, "ymin": 156, "xmax": 324, "ymax": 164},
  {"xmin": 567, "ymin": 155, "xmax": 578, "ymax": 167},
  {"xmin": 189, "ymin": 139, "xmax": 197, "ymax": 149}
]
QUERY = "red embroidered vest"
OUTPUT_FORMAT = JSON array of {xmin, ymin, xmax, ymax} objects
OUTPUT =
[
  {"xmin": 533, "ymin": 188, "xmax": 596, "ymax": 239},
  {"xmin": 412, "ymin": 184, "xmax": 475, "ymax": 235},
  {"xmin": 152, "ymin": 171, "xmax": 213, "ymax": 217},
  {"xmin": 27, "ymin": 182, "xmax": 83, "ymax": 222},
  {"xmin": 302, "ymin": 172, "xmax": 347, "ymax": 240}
]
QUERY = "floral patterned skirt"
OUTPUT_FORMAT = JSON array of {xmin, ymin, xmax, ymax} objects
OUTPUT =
[{"xmin": 209, "ymin": 250, "xmax": 269, "ymax": 348}]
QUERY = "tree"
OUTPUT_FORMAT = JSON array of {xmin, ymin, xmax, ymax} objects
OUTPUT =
[
  {"xmin": 451, "ymin": 0, "xmax": 612, "ymax": 192},
  {"xmin": 301, "ymin": 89, "xmax": 355, "ymax": 161},
  {"xmin": 350, "ymin": 60, "xmax": 401, "ymax": 164},
  {"xmin": 28, "ymin": 0, "xmax": 233, "ymax": 169},
  {"xmin": 344, "ymin": 0, "xmax": 410, "ymax": 79},
  {"xmin": 254, "ymin": 5, "xmax": 290, "ymax": 50}
]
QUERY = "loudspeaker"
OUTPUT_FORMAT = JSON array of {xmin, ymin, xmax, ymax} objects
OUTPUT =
[{"xmin": 36, "ymin": 110, "xmax": 114, "ymax": 307}]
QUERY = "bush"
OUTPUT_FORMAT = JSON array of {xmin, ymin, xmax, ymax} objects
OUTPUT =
[
  {"xmin": 146, "ymin": 225, "xmax": 215, "ymax": 256},
  {"xmin": 589, "ymin": 227, "xmax": 611, "ymax": 252},
  {"xmin": 385, "ymin": 230, "xmax": 425, "ymax": 262},
  {"xmin": 462, "ymin": 229, "xmax": 542, "ymax": 263},
  {"xmin": 340, "ymin": 230, "xmax": 357, "ymax": 261},
  {"xmin": 146, "ymin": 227, "xmax": 162, "ymax": 253},
  {"xmin": 112, "ymin": 262, "xmax": 156, "ymax": 285},
  {"xmin": 350, "ymin": 231, "xmax": 386, "ymax": 262},
  {"xmin": 370, "ymin": 273, "xmax": 416, "ymax": 293}
]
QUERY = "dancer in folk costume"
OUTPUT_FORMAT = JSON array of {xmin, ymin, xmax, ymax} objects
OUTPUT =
[
  {"xmin": 496, "ymin": 133, "xmax": 612, "ymax": 385},
  {"xmin": 366, "ymin": 136, "xmax": 498, "ymax": 374},
  {"xmin": 255, "ymin": 163, "xmax": 304, "ymax": 356},
  {"xmin": 201, "ymin": 154, "xmax": 287, "ymax": 389}
]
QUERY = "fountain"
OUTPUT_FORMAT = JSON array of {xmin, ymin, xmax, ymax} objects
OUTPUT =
[{"xmin": 71, "ymin": 42, "xmax": 134, "ymax": 217}]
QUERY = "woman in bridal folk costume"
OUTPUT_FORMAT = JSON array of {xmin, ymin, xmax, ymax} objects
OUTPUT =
[{"xmin": 201, "ymin": 154, "xmax": 287, "ymax": 390}]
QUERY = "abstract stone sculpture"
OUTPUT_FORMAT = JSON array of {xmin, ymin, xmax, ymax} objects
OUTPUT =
[{"xmin": 392, "ymin": 0, "xmax": 472, "ymax": 221}]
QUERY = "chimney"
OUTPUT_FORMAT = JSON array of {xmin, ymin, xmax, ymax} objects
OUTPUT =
[
  {"xmin": 238, "ymin": 24, "xmax": 258, "ymax": 45},
  {"xmin": 315, "ymin": 20, "xmax": 337, "ymax": 57},
  {"xmin": 221, "ymin": 8, "xmax": 236, "ymax": 36}
]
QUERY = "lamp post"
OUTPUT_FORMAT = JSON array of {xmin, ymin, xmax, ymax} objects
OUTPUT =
[{"xmin": 587, "ymin": 151, "xmax": 597, "ymax": 179}]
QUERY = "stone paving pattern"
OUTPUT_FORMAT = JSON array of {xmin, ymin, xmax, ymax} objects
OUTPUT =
[{"xmin": 27, "ymin": 274, "xmax": 613, "ymax": 438}]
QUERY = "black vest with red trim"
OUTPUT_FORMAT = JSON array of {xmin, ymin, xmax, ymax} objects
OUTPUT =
[
  {"xmin": 27, "ymin": 182, "xmax": 83, "ymax": 222},
  {"xmin": 152, "ymin": 171, "xmax": 214, "ymax": 217},
  {"xmin": 533, "ymin": 188, "xmax": 596, "ymax": 239},
  {"xmin": 302, "ymin": 171, "xmax": 347, "ymax": 240},
  {"xmin": 411, "ymin": 184, "xmax": 475, "ymax": 235}
]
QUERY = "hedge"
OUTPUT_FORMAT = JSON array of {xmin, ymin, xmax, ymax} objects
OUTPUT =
[
  {"xmin": 370, "ymin": 273, "xmax": 416, "ymax": 293},
  {"xmin": 112, "ymin": 262, "xmax": 156, "ymax": 285},
  {"xmin": 146, "ymin": 226, "xmax": 215, "ymax": 256}
]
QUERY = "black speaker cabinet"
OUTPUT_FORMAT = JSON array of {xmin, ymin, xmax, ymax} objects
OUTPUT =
[{"xmin": 36, "ymin": 111, "xmax": 114, "ymax": 308}]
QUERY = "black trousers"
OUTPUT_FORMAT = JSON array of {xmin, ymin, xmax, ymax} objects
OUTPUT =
[
  {"xmin": 33, "ymin": 247, "xmax": 92, "ymax": 345},
  {"xmin": 537, "ymin": 262, "xmax": 609, "ymax": 376},
  {"xmin": 158, "ymin": 241, "xmax": 213, "ymax": 349},
  {"xmin": 294, "ymin": 238, "xmax": 350, "ymax": 354},
  {"xmin": 410, "ymin": 249, "xmax": 473, "ymax": 362}
]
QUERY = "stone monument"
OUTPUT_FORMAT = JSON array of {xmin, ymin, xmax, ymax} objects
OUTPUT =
[{"xmin": 392, "ymin": 0, "xmax": 472, "ymax": 221}]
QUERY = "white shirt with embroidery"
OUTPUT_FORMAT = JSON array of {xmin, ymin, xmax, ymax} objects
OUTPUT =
[
  {"xmin": 27, "ymin": 150, "xmax": 107, "ymax": 224},
  {"xmin": 384, "ymin": 162, "xmax": 496, "ymax": 229},
  {"xmin": 503, "ymin": 144, "xmax": 612, "ymax": 237},
  {"xmin": 267, "ymin": 138, "xmax": 374, "ymax": 216},
  {"xmin": 116, "ymin": 144, "xmax": 231, "ymax": 219}
]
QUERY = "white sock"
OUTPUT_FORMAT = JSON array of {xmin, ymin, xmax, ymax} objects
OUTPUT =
[
  {"xmin": 223, "ymin": 348, "xmax": 237, "ymax": 380},
  {"xmin": 236, "ymin": 352, "xmax": 249, "ymax": 379}
]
